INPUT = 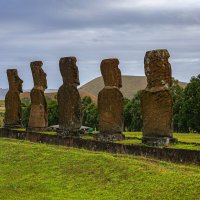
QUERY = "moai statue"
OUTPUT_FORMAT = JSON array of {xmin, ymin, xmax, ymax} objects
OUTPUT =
[
  {"xmin": 141, "ymin": 49, "xmax": 175, "ymax": 146},
  {"xmin": 28, "ymin": 61, "xmax": 48, "ymax": 131},
  {"xmin": 4, "ymin": 69, "xmax": 23, "ymax": 128},
  {"xmin": 97, "ymin": 58, "xmax": 124, "ymax": 141},
  {"xmin": 57, "ymin": 57, "xmax": 81, "ymax": 135}
]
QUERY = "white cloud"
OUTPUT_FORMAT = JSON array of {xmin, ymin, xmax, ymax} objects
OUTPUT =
[{"xmin": 112, "ymin": 0, "xmax": 200, "ymax": 9}]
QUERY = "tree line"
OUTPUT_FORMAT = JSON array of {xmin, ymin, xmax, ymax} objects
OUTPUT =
[
  {"xmin": 124, "ymin": 74, "xmax": 200, "ymax": 133},
  {"xmin": 21, "ymin": 95, "xmax": 98, "ymax": 129},
  {"xmin": 21, "ymin": 74, "xmax": 200, "ymax": 133}
]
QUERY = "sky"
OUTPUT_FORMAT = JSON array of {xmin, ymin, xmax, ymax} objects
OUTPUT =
[{"xmin": 0, "ymin": 0, "xmax": 200, "ymax": 89}]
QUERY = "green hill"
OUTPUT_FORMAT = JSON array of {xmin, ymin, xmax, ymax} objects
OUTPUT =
[{"xmin": 0, "ymin": 138, "xmax": 199, "ymax": 200}]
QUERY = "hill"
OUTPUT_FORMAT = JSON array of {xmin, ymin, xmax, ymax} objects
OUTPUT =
[
  {"xmin": 0, "ymin": 76, "xmax": 187, "ymax": 101},
  {"xmin": 20, "ymin": 89, "xmax": 97, "ymax": 103},
  {"xmin": 79, "ymin": 75, "xmax": 187, "ymax": 99},
  {"xmin": 0, "ymin": 138, "xmax": 199, "ymax": 199},
  {"xmin": 20, "ymin": 91, "xmax": 57, "ymax": 100}
]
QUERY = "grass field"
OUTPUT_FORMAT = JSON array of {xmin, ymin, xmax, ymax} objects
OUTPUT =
[{"xmin": 0, "ymin": 138, "xmax": 200, "ymax": 200}]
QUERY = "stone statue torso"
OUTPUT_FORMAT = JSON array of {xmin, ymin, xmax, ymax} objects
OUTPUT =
[{"xmin": 28, "ymin": 88, "xmax": 48, "ymax": 128}]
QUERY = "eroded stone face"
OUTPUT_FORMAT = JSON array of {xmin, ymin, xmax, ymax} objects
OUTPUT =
[
  {"xmin": 30, "ymin": 61, "xmax": 47, "ymax": 91},
  {"xmin": 28, "ymin": 61, "xmax": 48, "ymax": 130},
  {"xmin": 58, "ymin": 57, "xmax": 81, "ymax": 133},
  {"xmin": 144, "ymin": 49, "xmax": 172, "ymax": 90},
  {"xmin": 100, "ymin": 58, "xmax": 122, "ymax": 88},
  {"xmin": 7, "ymin": 69, "xmax": 23, "ymax": 93},
  {"xmin": 4, "ymin": 69, "xmax": 23, "ymax": 128},
  {"xmin": 98, "ymin": 58, "xmax": 124, "ymax": 139},
  {"xmin": 59, "ymin": 57, "xmax": 80, "ymax": 87},
  {"xmin": 141, "ymin": 49, "xmax": 173, "ymax": 145}
]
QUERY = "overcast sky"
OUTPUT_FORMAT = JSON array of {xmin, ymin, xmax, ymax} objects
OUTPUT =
[{"xmin": 0, "ymin": 0, "xmax": 200, "ymax": 89}]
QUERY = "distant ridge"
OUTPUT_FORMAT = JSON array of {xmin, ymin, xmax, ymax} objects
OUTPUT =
[
  {"xmin": 79, "ymin": 75, "xmax": 187, "ymax": 99},
  {"xmin": 20, "ymin": 89, "xmax": 97, "ymax": 103},
  {"xmin": 0, "ymin": 76, "xmax": 187, "ymax": 100}
]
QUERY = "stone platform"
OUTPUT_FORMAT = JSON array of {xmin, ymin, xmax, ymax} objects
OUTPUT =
[
  {"xmin": 94, "ymin": 133, "xmax": 125, "ymax": 142},
  {"xmin": 142, "ymin": 136, "xmax": 178, "ymax": 146},
  {"xmin": 0, "ymin": 128, "xmax": 200, "ymax": 165}
]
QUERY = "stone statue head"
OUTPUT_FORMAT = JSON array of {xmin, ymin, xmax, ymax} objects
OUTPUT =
[
  {"xmin": 59, "ymin": 57, "xmax": 80, "ymax": 86},
  {"xmin": 7, "ymin": 69, "xmax": 23, "ymax": 93},
  {"xmin": 100, "ymin": 58, "xmax": 122, "ymax": 88},
  {"xmin": 144, "ymin": 49, "xmax": 172, "ymax": 89},
  {"xmin": 30, "ymin": 61, "xmax": 47, "ymax": 90}
]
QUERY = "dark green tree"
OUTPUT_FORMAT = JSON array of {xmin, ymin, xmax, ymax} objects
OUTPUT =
[
  {"xmin": 170, "ymin": 79, "xmax": 187, "ymax": 132},
  {"xmin": 47, "ymin": 98, "xmax": 58, "ymax": 126},
  {"xmin": 183, "ymin": 74, "xmax": 200, "ymax": 133},
  {"xmin": 131, "ymin": 91, "xmax": 142, "ymax": 131},
  {"xmin": 21, "ymin": 97, "xmax": 31, "ymax": 127},
  {"xmin": 124, "ymin": 98, "xmax": 133, "ymax": 131},
  {"xmin": 124, "ymin": 91, "xmax": 142, "ymax": 131},
  {"xmin": 81, "ymin": 96, "xmax": 98, "ymax": 129}
]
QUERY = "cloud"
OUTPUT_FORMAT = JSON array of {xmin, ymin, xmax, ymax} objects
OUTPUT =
[
  {"xmin": 0, "ymin": 0, "xmax": 199, "ymax": 89},
  {"xmin": 112, "ymin": 0, "xmax": 200, "ymax": 10}
]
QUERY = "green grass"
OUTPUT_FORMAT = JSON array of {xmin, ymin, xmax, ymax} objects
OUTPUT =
[
  {"xmin": 11, "ymin": 128, "xmax": 26, "ymax": 131},
  {"xmin": 38, "ymin": 131, "xmax": 57, "ymax": 135},
  {"xmin": 117, "ymin": 138, "xmax": 142, "ymax": 145},
  {"xmin": 80, "ymin": 134, "xmax": 94, "ymax": 140},
  {"xmin": 11, "ymin": 128, "xmax": 57, "ymax": 135},
  {"xmin": 174, "ymin": 133, "xmax": 200, "ymax": 144},
  {"xmin": 0, "ymin": 138, "xmax": 200, "ymax": 200},
  {"xmin": 123, "ymin": 132, "xmax": 142, "ymax": 139}
]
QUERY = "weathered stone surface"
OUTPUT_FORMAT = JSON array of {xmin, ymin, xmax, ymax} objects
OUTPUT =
[
  {"xmin": 142, "ymin": 136, "xmax": 177, "ymax": 147},
  {"xmin": 59, "ymin": 57, "xmax": 80, "ymax": 86},
  {"xmin": 141, "ymin": 49, "xmax": 173, "ymax": 145},
  {"xmin": 98, "ymin": 87, "xmax": 124, "ymax": 134},
  {"xmin": 144, "ymin": 49, "xmax": 172, "ymax": 91},
  {"xmin": 98, "ymin": 58, "xmax": 124, "ymax": 140},
  {"xmin": 28, "ymin": 61, "xmax": 48, "ymax": 130},
  {"xmin": 58, "ymin": 85, "xmax": 81, "ymax": 132},
  {"xmin": 4, "ymin": 69, "xmax": 23, "ymax": 128},
  {"xmin": 141, "ymin": 90, "xmax": 173, "ymax": 137},
  {"xmin": 100, "ymin": 59, "xmax": 122, "ymax": 88},
  {"xmin": 57, "ymin": 57, "xmax": 81, "ymax": 134}
]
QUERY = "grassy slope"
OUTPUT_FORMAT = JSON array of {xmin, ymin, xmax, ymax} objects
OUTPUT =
[
  {"xmin": 79, "ymin": 76, "xmax": 187, "ymax": 99},
  {"xmin": 0, "ymin": 138, "xmax": 200, "ymax": 200}
]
